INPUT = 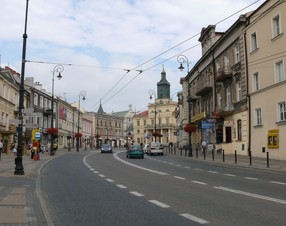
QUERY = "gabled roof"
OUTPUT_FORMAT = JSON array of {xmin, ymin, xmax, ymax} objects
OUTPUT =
[{"xmin": 134, "ymin": 110, "xmax": 148, "ymax": 118}]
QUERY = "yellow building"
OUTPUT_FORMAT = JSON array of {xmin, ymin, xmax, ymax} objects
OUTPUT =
[
  {"xmin": 247, "ymin": 0, "xmax": 286, "ymax": 160},
  {"xmin": 133, "ymin": 68, "xmax": 177, "ymax": 146}
]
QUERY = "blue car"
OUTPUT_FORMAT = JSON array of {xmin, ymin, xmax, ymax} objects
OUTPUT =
[{"xmin": 126, "ymin": 144, "xmax": 144, "ymax": 159}]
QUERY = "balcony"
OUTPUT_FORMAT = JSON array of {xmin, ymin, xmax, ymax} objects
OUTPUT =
[
  {"xmin": 195, "ymin": 80, "xmax": 213, "ymax": 96},
  {"xmin": 187, "ymin": 95, "xmax": 198, "ymax": 102},
  {"xmin": 216, "ymin": 105, "xmax": 234, "ymax": 116},
  {"xmin": 215, "ymin": 67, "xmax": 232, "ymax": 82}
]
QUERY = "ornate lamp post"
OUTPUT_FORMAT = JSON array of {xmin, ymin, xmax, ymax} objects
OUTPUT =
[
  {"xmin": 15, "ymin": 0, "xmax": 29, "ymax": 175},
  {"xmin": 77, "ymin": 90, "xmax": 87, "ymax": 151},
  {"xmin": 50, "ymin": 64, "xmax": 64, "ymax": 156},
  {"xmin": 177, "ymin": 54, "xmax": 193, "ymax": 157},
  {"xmin": 148, "ymin": 89, "xmax": 157, "ymax": 142}
]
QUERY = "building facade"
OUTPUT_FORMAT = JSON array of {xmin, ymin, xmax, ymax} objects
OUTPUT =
[
  {"xmin": 247, "ymin": 0, "xmax": 286, "ymax": 159},
  {"xmin": 133, "ymin": 68, "xmax": 177, "ymax": 145}
]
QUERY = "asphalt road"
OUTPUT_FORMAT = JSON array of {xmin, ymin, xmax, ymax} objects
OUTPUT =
[{"xmin": 39, "ymin": 149, "xmax": 286, "ymax": 226}]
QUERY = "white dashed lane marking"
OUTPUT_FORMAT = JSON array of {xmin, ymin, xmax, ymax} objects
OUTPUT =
[
  {"xmin": 174, "ymin": 176, "xmax": 186, "ymax": 180},
  {"xmin": 270, "ymin": 181, "xmax": 286, "ymax": 185},
  {"xmin": 180, "ymin": 213, "xmax": 209, "ymax": 224},
  {"xmin": 192, "ymin": 181, "xmax": 207, "ymax": 185},
  {"xmin": 149, "ymin": 200, "xmax": 170, "ymax": 208},
  {"xmin": 130, "ymin": 191, "xmax": 144, "ymax": 197},
  {"xmin": 117, "ymin": 184, "xmax": 127, "ymax": 189}
]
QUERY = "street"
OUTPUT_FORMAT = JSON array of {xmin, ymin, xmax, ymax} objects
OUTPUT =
[{"xmin": 39, "ymin": 149, "xmax": 286, "ymax": 226}]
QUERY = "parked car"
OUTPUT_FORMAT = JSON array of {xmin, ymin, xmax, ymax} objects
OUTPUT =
[
  {"xmin": 146, "ymin": 142, "xmax": 164, "ymax": 156},
  {"xmin": 126, "ymin": 144, "xmax": 144, "ymax": 159},
  {"xmin": 101, "ymin": 143, "xmax": 112, "ymax": 153}
]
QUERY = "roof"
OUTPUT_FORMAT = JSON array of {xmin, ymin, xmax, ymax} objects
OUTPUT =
[
  {"xmin": 113, "ymin": 110, "xmax": 129, "ymax": 117},
  {"xmin": 134, "ymin": 110, "xmax": 148, "ymax": 118}
]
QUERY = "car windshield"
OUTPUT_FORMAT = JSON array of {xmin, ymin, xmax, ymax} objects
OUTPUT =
[
  {"xmin": 131, "ymin": 145, "xmax": 142, "ymax": 151},
  {"xmin": 102, "ymin": 144, "xmax": 111, "ymax": 148},
  {"xmin": 151, "ymin": 142, "xmax": 161, "ymax": 148}
]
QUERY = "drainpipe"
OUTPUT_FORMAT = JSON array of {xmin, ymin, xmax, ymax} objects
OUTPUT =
[{"xmin": 244, "ymin": 30, "xmax": 251, "ymax": 156}]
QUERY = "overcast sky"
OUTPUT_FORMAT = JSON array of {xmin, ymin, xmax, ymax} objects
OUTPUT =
[{"xmin": 0, "ymin": 0, "xmax": 265, "ymax": 114}]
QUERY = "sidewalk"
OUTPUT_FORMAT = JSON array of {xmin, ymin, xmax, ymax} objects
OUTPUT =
[
  {"xmin": 167, "ymin": 148, "xmax": 286, "ymax": 172},
  {"xmin": 0, "ymin": 149, "xmax": 69, "ymax": 226}
]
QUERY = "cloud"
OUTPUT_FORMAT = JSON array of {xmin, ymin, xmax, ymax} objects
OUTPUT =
[{"xmin": 0, "ymin": 0, "xmax": 265, "ymax": 113}]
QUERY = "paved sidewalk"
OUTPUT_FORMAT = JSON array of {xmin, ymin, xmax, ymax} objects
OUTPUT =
[
  {"xmin": 167, "ymin": 149, "xmax": 286, "ymax": 172},
  {"xmin": 0, "ymin": 149, "xmax": 69, "ymax": 226}
]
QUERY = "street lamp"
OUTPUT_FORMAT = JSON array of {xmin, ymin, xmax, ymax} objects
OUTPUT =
[
  {"xmin": 15, "ymin": 0, "xmax": 29, "ymax": 175},
  {"xmin": 77, "ymin": 90, "xmax": 87, "ymax": 152},
  {"xmin": 148, "ymin": 89, "xmax": 157, "ymax": 142},
  {"xmin": 50, "ymin": 64, "xmax": 64, "ymax": 156},
  {"xmin": 177, "ymin": 54, "xmax": 190, "ymax": 73},
  {"xmin": 177, "ymin": 54, "xmax": 193, "ymax": 157}
]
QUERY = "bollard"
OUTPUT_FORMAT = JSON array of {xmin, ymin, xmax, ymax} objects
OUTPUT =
[
  {"xmin": 212, "ymin": 149, "xmax": 214, "ymax": 161},
  {"xmin": 203, "ymin": 148, "xmax": 206, "ymax": 160},
  {"xmin": 266, "ymin": 152, "xmax": 269, "ymax": 168},
  {"xmin": 234, "ymin": 150, "xmax": 237, "ymax": 164},
  {"xmin": 223, "ymin": 149, "xmax": 225, "ymax": 162},
  {"xmin": 249, "ymin": 150, "xmax": 252, "ymax": 166},
  {"xmin": 196, "ymin": 148, "xmax": 198, "ymax": 158}
]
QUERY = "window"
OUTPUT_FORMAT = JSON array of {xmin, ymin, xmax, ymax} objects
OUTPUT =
[
  {"xmin": 275, "ymin": 60, "xmax": 284, "ymax": 83},
  {"xmin": 278, "ymin": 102, "xmax": 286, "ymax": 121},
  {"xmin": 143, "ymin": 120, "xmax": 146, "ymax": 126},
  {"xmin": 253, "ymin": 72, "xmax": 259, "ymax": 91},
  {"xmin": 223, "ymin": 54, "xmax": 229, "ymax": 68},
  {"xmin": 272, "ymin": 14, "xmax": 281, "ymax": 38},
  {"xmin": 34, "ymin": 93, "xmax": 38, "ymax": 106},
  {"xmin": 226, "ymin": 87, "xmax": 231, "ymax": 107},
  {"xmin": 255, "ymin": 108, "xmax": 262, "ymax": 125},
  {"xmin": 234, "ymin": 46, "xmax": 240, "ymax": 64},
  {"xmin": 236, "ymin": 81, "xmax": 241, "ymax": 102},
  {"xmin": 250, "ymin": 32, "xmax": 258, "ymax": 51},
  {"xmin": 237, "ymin": 120, "xmax": 242, "ymax": 141},
  {"xmin": 137, "ymin": 120, "xmax": 140, "ymax": 126},
  {"xmin": 40, "ymin": 96, "xmax": 43, "ymax": 108}
]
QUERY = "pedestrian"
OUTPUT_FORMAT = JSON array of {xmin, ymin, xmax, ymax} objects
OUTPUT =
[
  {"xmin": 202, "ymin": 140, "xmax": 207, "ymax": 153},
  {"xmin": 0, "ymin": 140, "xmax": 3, "ymax": 160},
  {"xmin": 12, "ymin": 144, "xmax": 17, "ymax": 164}
]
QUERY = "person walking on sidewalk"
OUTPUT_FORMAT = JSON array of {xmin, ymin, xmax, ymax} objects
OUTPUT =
[{"xmin": 0, "ymin": 140, "xmax": 3, "ymax": 160}]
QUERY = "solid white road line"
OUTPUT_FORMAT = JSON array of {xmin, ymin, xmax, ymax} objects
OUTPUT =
[
  {"xmin": 113, "ymin": 152, "xmax": 168, "ymax": 175},
  {"xmin": 130, "ymin": 191, "xmax": 144, "ymax": 197},
  {"xmin": 148, "ymin": 200, "xmax": 170, "ymax": 208},
  {"xmin": 214, "ymin": 186, "xmax": 286, "ymax": 205},
  {"xmin": 180, "ymin": 213, "xmax": 209, "ymax": 224},
  {"xmin": 270, "ymin": 181, "xmax": 286, "ymax": 185}
]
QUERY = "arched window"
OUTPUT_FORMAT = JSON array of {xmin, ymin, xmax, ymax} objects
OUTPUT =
[{"xmin": 237, "ymin": 120, "xmax": 242, "ymax": 141}]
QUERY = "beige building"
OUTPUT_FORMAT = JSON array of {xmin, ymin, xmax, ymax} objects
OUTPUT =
[
  {"xmin": 247, "ymin": 0, "xmax": 286, "ymax": 160},
  {"xmin": 179, "ymin": 14, "xmax": 249, "ymax": 156},
  {"xmin": 0, "ymin": 67, "xmax": 26, "ymax": 153},
  {"xmin": 133, "ymin": 68, "xmax": 177, "ymax": 145}
]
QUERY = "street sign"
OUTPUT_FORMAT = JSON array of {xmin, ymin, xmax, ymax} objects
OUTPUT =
[{"xmin": 32, "ymin": 129, "xmax": 41, "ymax": 140}]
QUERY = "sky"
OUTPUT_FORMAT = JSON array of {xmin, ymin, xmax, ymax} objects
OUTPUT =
[{"xmin": 0, "ymin": 0, "xmax": 265, "ymax": 114}]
